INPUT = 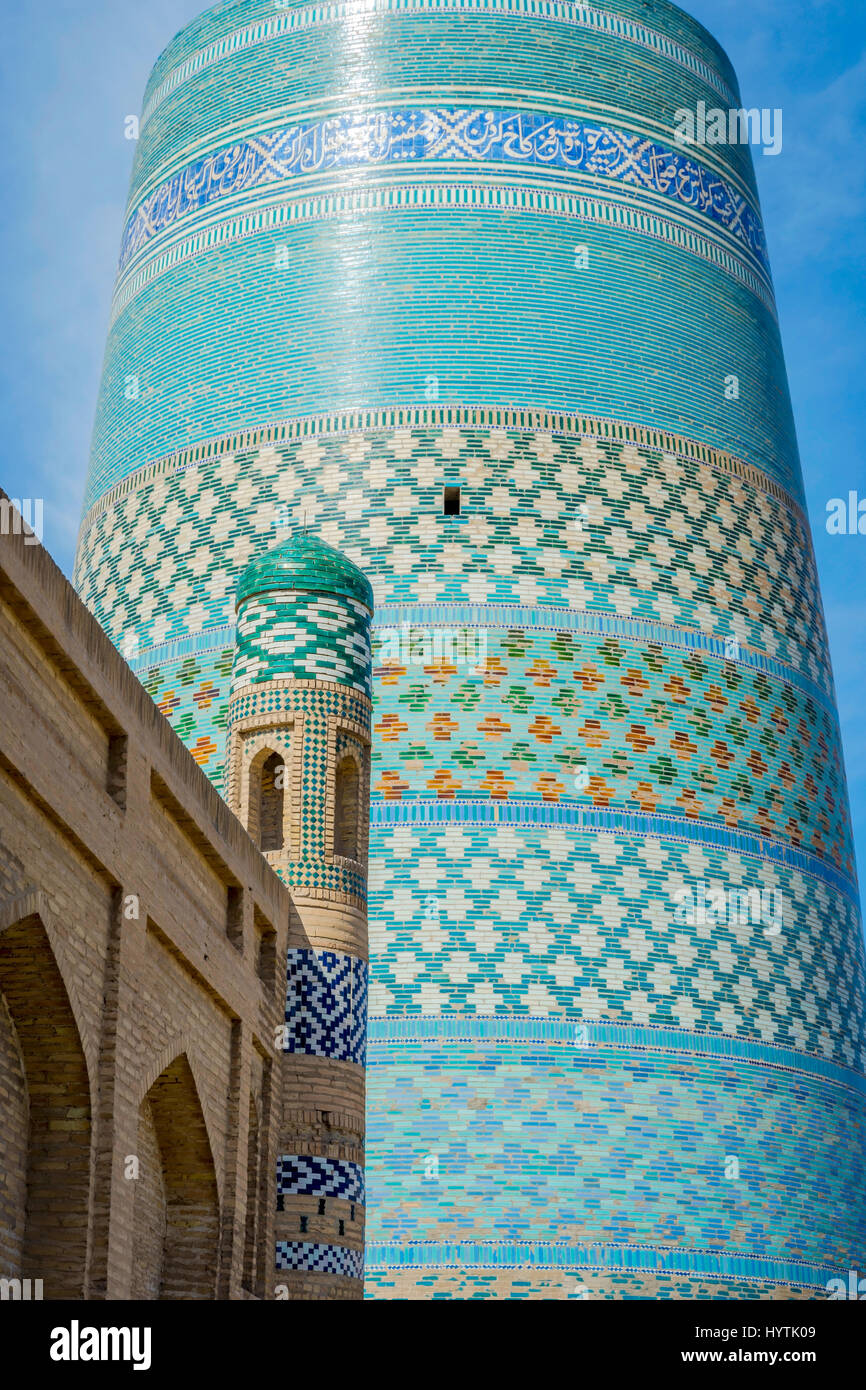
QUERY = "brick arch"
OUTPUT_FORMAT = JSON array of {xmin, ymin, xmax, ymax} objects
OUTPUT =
[
  {"xmin": 0, "ymin": 891, "xmax": 98, "ymax": 1099},
  {"xmin": 132, "ymin": 1052, "xmax": 220, "ymax": 1300},
  {"xmin": 130, "ymin": 1091, "xmax": 167, "ymax": 1299},
  {"xmin": 133, "ymin": 1034, "xmax": 223, "ymax": 1204},
  {"xmin": 246, "ymin": 740, "xmax": 291, "ymax": 852},
  {"xmin": 258, "ymin": 749, "xmax": 285, "ymax": 852},
  {"xmin": 0, "ymin": 910, "xmax": 92, "ymax": 1297}
]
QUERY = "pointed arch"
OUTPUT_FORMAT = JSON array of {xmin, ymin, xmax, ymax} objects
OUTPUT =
[
  {"xmin": 131, "ymin": 1093, "xmax": 167, "ymax": 1299},
  {"xmin": 132, "ymin": 1035, "xmax": 223, "ymax": 1206},
  {"xmin": 247, "ymin": 746, "xmax": 286, "ymax": 852},
  {"xmin": 259, "ymin": 751, "xmax": 285, "ymax": 852},
  {"xmin": 0, "ymin": 910, "xmax": 92, "ymax": 1297},
  {"xmin": 132, "ymin": 1052, "xmax": 219, "ymax": 1299}
]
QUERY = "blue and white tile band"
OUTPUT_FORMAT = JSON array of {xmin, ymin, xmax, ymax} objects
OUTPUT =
[
  {"xmin": 278, "ymin": 1156, "xmax": 367, "ymax": 1205},
  {"xmin": 276, "ymin": 1240, "xmax": 364, "ymax": 1279},
  {"xmin": 368, "ymin": 1017, "xmax": 866, "ymax": 1100},
  {"xmin": 371, "ymin": 798, "xmax": 859, "ymax": 907},
  {"xmin": 121, "ymin": 109, "xmax": 767, "ymax": 274},
  {"xmin": 363, "ymin": 1240, "xmax": 841, "ymax": 1290},
  {"xmin": 284, "ymin": 949, "xmax": 368, "ymax": 1065},
  {"xmin": 110, "ymin": 185, "xmax": 776, "ymax": 325}
]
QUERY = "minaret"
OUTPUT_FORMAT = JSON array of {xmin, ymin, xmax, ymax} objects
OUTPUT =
[
  {"xmin": 226, "ymin": 532, "xmax": 373, "ymax": 1301},
  {"xmin": 77, "ymin": 0, "xmax": 866, "ymax": 1299}
]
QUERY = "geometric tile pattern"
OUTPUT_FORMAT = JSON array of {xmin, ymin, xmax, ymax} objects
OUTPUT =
[
  {"xmin": 275, "ymin": 1241, "xmax": 364, "ymax": 1279},
  {"xmin": 284, "ymin": 949, "xmax": 368, "ymax": 1066},
  {"xmin": 235, "ymin": 590, "xmax": 372, "ymax": 695},
  {"xmin": 75, "ymin": 429, "xmax": 828, "ymax": 687},
  {"xmin": 228, "ymin": 677, "xmax": 370, "ymax": 899},
  {"xmin": 76, "ymin": 452, "xmax": 863, "ymax": 1303},
  {"xmin": 369, "ymin": 627, "xmax": 852, "ymax": 873},
  {"xmin": 367, "ymin": 826, "xmax": 866, "ymax": 1071},
  {"xmin": 77, "ymin": 0, "xmax": 866, "ymax": 1301},
  {"xmin": 227, "ymin": 537, "xmax": 373, "ymax": 1290},
  {"xmin": 372, "ymin": 794, "xmax": 855, "ymax": 902},
  {"xmin": 277, "ymin": 1156, "xmax": 366, "ymax": 1206}
]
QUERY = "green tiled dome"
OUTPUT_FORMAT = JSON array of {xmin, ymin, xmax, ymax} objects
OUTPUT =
[{"xmin": 236, "ymin": 531, "xmax": 374, "ymax": 612}]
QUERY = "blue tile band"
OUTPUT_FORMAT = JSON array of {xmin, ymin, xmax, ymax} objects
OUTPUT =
[
  {"xmin": 125, "ymin": 604, "xmax": 834, "ymax": 715},
  {"xmin": 276, "ymin": 1241, "xmax": 364, "ymax": 1279},
  {"xmin": 277, "ymin": 1156, "xmax": 366, "ymax": 1205},
  {"xmin": 368, "ymin": 1017, "xmax": 866, "ymax": 1099},
  {"xmin": 285, "ymin": 949, "xmax": 368, "ymax": 1065},
  {"xmin": 370, "ymin": 798, "xmax": 859, "ymax": 905},
  {"xmin": 120, "ymin": 108, "xmax": 767, "ymax": 274},
  {"xmin": 142, "ymin": 0, "xmax": 738, "ymax": 129},
  {"xmin": 363, "ymin": 1240, "xmax": 841, "ymax": 1290}
]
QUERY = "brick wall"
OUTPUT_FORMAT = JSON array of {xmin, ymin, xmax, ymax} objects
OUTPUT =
[
  {"xmin": 0, "ymin": 496, "xmax": 295, "ymax": 1300},
  {"xmin": 0, "ymin": 993, "xmax": 27, "ymax": 1277}
]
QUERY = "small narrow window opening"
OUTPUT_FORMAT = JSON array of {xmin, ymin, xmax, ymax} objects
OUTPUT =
[
  {"xmin": 443, "ymin": 486, "xmax": 460, "ymax": 516},
  {"xmin": 334, "ymin": 756, "xmax": 360, "ymax": 860},
  {"xmin": 106, "ymin": 733, "xmax": 128, "ymax": 810},
  {"xmin": 257, "ymin": 751, "xmax": 284, "ymax": 852}
]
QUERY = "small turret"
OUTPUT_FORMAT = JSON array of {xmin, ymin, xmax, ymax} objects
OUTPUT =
[{"xmin": 227, "ymin": 532, "xmax": 373, "ymax": 1300}]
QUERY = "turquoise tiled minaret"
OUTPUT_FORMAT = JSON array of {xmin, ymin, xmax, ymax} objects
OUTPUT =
[
  {"xmin": 76, "ymin": 0, "xmax": 866, "ymax": 1298},
  {"xmin": 228, "ymin": 532, "xmax": 373, "ymax": 1298}
]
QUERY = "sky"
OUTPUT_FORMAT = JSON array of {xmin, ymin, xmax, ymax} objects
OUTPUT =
[{"xmin": 1, "ymin": 0, "xmax": 864, "ymax": 886}]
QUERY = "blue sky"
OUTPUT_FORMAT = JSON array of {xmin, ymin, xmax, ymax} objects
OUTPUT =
[{"xmin": 1, "ymin": 0, "xmax": 864, "ymax": 885}]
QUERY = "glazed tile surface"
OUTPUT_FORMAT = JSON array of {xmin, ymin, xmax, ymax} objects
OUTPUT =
[{"xmin": 75, "ymin": 0, "xmax": 866, "ymax": 1298}]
